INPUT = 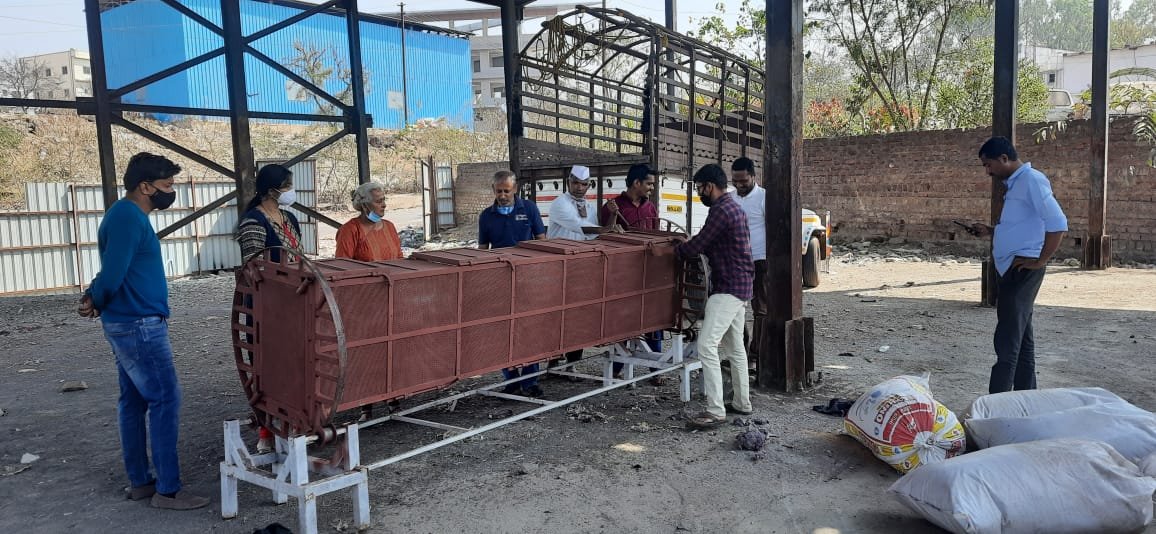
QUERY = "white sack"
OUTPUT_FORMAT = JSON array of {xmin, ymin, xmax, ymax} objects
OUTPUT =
[
  {"xmin": 888, "ymin": 439, "xmax": 1156, "ymax": 534},
  {"xmin": 1140, "ymin": 451, "xmax": 1156, "ymax": 477},
  {"xmin": 965, "ymin": 387, "xmax": 1156, "ymax": 462}
]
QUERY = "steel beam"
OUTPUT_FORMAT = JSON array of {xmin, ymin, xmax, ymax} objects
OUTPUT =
[
  {"xmin": 758, "ymin": 0, "xmax": 810, "ymax": 392},
  {"xmin": 83, "ymin": 0, "xmax": 119, "ymax": 210},
  {"xmin": 222, "ymin": 0, "xmax": 257, "ymax": 218},
  {"xmin": 1085, "ymin": 0, "xmax": 1112, "ymax": 269},
  {"xmin": 345, "ymin": 0, "xmax": 373, "ymax": 184},
  {"xmin": 501, "ymin": 0, "xmax": 524, "ymax": 180},
  {"xmin": 986, "ymin": 0, "xmax": 1019, "ymax": 306}
]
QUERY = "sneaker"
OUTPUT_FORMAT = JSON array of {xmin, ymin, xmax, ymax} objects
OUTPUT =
[
  {"xmin": 150, "ymin": 491, "xmax": 210, "ymax": 510},
  {"xmin": 125, "ymin": 481, "xmax": 156, "ymax": 501},
  {"xmin": 501, "ymin": 384, "xmax": 522, "ymax": 395},
  {"xmin": 523, "ymin": 385, "xmax": 545, "ymax": 398}
]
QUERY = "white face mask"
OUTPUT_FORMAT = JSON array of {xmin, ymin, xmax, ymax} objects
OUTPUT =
[{"xmin": 276, "ymin": 189, "xmax": 297, "ymax": 207}]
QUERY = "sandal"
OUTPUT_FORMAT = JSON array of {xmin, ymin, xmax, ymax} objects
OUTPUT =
[
  {"xmin": 685, "ymin": 412, "xmax": 727, "ymax": 430},
  {"xmin": 725, "ymin": 403, "xmax": 753, "ymax": 416}
]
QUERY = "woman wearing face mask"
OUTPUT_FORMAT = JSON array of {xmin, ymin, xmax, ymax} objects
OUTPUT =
[
  {"xmin": 235, "ymin": 164, "xmax": 302, "ymax": 264},
  {"xmin": 335, "ymin": 182, "xmax": 403, "ymax": 421},
  {"xmin": 335, "ymin": 182, "xmax": 403, "ymax": 263},
  {"xmin": 234, "ymin": 163, "xmax": 302, "ymax": 454}
]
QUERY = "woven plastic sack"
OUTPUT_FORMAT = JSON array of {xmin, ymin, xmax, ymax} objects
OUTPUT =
[
  {"xmin": 965, "ymin": 387, "xmax": 1156, "ymax": 463},
  {"xmin": 889, "ymin": 439, "xmax": 1156, "ymax": 534},
  {"xmin": 844, "ymin": 374, "xmax": 966, "ymax": 473}
]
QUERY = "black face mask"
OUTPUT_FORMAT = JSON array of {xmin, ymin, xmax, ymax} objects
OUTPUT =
[
  {"xmin": 698, "ymin": 184, "xmax": 715, "ymax": 207},
  {"xmin": 149, "ymin": 188, "xmax": 177, "ymax": 210}
]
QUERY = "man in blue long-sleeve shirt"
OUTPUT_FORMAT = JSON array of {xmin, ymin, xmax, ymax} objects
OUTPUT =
[
  {"xmin": 78, "ymin": 152, "xmax": 208, "ymax": 510},
  {"xmin": 658, "ymin": 164, "xmax": 755, "ymax": 429}
]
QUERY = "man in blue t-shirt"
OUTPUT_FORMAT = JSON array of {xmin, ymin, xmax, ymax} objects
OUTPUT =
[
  {"xmin": 78, "ymin": 153, "xmax": 209, "ymax": 510},
  {"xmin": 478, "ymin": 169, "xmax": 545, "ymax": 249},
  {"xmin": 477, "ymin": 170, "xmax": 546, "ymax": 396}
]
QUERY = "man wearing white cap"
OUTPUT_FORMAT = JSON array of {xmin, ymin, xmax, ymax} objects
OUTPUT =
[{"xmin": 547, "ymin": 165, "xmax": 615, "ymax": 241}]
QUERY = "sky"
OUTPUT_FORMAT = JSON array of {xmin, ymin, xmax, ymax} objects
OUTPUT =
[{"xmin": 0, "ymin": 0, "xmax": 737, "ymax": 58}]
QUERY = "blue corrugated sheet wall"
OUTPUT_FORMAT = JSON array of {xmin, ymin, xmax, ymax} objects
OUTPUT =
[{"xmin": 103, "ymin": 0, "xmax": 472, "ymax": 129}]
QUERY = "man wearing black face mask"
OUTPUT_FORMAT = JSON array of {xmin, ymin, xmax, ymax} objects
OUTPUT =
[
  {"xmin": 78, "ymin": 152, "xmax": 209, "ymax": 510},
  {"xmin": 655, "ymin": 164, "xmax": 755, "ymax": 429}
]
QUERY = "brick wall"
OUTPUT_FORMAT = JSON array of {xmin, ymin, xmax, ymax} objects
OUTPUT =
[
  {"xmin": 455, "ymin": 162, "xmax": 511, "ymax": 225},
  {"xmin": 455, "ymin": 120, "xmax": 1156, "ymax": 262},
  {"xmin": 803, "ymin": 119, "xmax": 1156, "ymax": 262}
]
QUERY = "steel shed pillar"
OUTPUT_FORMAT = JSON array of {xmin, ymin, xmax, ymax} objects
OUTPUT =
[
  {"xmin": 757, "ymin": 0, "xmax": 813, "ymax": 392},
  {"xmin": 1085, "ymin": 0, "xmax": 1112, "ymax": 269}
]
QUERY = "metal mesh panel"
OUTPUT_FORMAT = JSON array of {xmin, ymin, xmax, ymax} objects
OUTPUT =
[
  {"xmin": 513, "ymin": 312, "xmax": 563, "ymax": 359},
  {"xmin": 514, "ymin": 261, "xmax": 565, "ymax": 312},
  {"xmin": 460, "ymin": 322, "xmax": 512, "ymax": 374},
  {"xmin": 341, "ymin": 344, "xmax": 390, "ymax": 403},
  {"xmin": 461, "ymin": 267, "xmax": 513, "ymax": 322},
  {"xmin": 606, "ymin": 251, "xmax": 645, "ymax": 296},
  {"xmin": 391, "ymin": 332, "xmax": 457, "ymax": 391},
  {"xmin": 563, "ymin": 303, "xmax": 603, "ymax": 348},
  {"xmin": 603, "ymin": 298, "xmax": 642, "ymax": 340},
  {"xmin": 642, "ymin": 290, "xmax": 676, "ymax": 331},
  {"xmin": 564, "ymin": 256, "xmax": 606, "ymax": 303},
  {"xmin": 329, "ymin": 282, "xmax": 390, "ymax": 341},
  {"xmin": 393, "ymin": 273, "xmax": 459, "ymax": 333}
]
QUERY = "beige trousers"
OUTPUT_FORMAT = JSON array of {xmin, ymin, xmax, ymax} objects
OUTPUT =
[{"xmin": 698, "ymin": 293, "xmax": 752, "ymax": 418}]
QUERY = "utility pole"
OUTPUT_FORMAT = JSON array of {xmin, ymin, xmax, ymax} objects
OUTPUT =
[{"xmin": 399, "ymin": 2, "xmax": 409, "ymax": 127}]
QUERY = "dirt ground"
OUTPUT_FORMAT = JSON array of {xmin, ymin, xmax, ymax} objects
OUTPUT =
[{"xmin": 2, "ymin": 244, "xmax": 1155, "ymax": 534}]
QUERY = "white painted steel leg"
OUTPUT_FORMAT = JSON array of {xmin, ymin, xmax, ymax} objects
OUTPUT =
[
  {"xmin": 674, "ymin": 335, "xmax": 694, "ymax": 402},
  {"xmin": 272, "ymin": 434, "xmax": 290, "ymax": 504},
  {"xmin": 346, "ymin": 424, "xmax": 371, "ymax": 530},
  {"xmin": 286, "ymin": 435, "xmax": 317, "ymax": 534},
  {"xmin": 220, "ymin": 420, "xmax": 240, "ymax": 519}
]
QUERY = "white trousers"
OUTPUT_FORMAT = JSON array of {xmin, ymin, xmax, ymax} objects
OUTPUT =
[{"xmin": 698, "ymin": 293, "xmax": 752, "ymax": 418}]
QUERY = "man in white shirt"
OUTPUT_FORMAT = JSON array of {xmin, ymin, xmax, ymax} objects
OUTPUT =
[
  {"xmin": 547, "ymin": 165, "xmax": 618, "ymax": 240},
  {"xmin": 547, "ymin": 165, "xmax": 620, "ymax": 370},
  {"xmin": 730, "ymin": 157, "xmax": 766, "ymax": 370}
]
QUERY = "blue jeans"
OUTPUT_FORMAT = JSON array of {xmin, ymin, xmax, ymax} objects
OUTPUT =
[
  {"xmin": 502, "ymin": 364, "xmax": 539, "ymax": 388},
  {"xmin": 102, "ymin": 316, "xmax": 183, "ymax": 495}
]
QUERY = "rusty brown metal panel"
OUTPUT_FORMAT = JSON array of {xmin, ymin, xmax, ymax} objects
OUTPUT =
[{"xmin": 233, "ymin": 231, "xmax": 684, "ymax": 439}]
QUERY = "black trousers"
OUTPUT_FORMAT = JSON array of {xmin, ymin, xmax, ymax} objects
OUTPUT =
[
  {"xmin": 989, "ymin": 264, "xmax": 1046, "ymax": 394},
  {"xmin": 744, "ymin": 260, "xmax": 767, "ymax": 369}
]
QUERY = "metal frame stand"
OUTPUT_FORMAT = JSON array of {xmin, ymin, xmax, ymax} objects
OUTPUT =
[
  {"xmin": 221, "ymin": 420, "xmax": 370, "ymax": 533},
  {"xmin": 220, "ymin": 334, "xmax": 699, "ymax": 534}
]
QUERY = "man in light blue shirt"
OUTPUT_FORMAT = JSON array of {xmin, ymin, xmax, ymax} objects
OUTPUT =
[{"xmin": 967, "ymin": 137, "xmax": 1068, "ymax": 394}]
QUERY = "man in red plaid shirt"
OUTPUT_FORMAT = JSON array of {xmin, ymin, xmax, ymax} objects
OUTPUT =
[{"xmin": 658, "ymin": 164, "xmax": 755, "ymax": 429}]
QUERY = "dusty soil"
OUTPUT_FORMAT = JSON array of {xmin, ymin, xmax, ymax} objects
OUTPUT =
[{"xmin": 2, "ymin": 246, "xmax": 1154, "ymax": 534}]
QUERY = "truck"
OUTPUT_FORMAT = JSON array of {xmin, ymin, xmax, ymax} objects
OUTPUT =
[{"xmin": 536, "ymin": 176, "xmax": 829, "ymax": 287}]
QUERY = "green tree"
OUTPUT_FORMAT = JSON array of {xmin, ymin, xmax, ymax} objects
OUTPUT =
[
  {"xmin": 688, "ymin": 0, "xmax": 769, "ymax": 69},
  {"xmin": 1021, "ymin": 0, "xmax": 1156, "ymax": 51},
  {"xmin": 284, "ymin": 41, "xmax": 371, "ymax": 116},
  {"xmin": 933, "ymin": 38, "xmax": 1050, "ymax": 129},
  {"xmin": 809, "ymin": 0, "xmax": 990, "ymax": 131}
]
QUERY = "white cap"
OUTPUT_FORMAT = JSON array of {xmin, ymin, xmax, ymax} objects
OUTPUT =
[{"xmin": 569, "ymin": 165, "xmax": 591, "ymax": 182}]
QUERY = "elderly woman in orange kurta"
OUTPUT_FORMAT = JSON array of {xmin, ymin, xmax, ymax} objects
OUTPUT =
[
  {"xmin": 335, "ymin": 182, "xmax": 403, "ymax": 420},
  {"xmin": 336, "ymin": 182, "xmax": 403, "ymax": 263}
]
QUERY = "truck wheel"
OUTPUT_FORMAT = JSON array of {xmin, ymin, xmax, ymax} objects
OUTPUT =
[{"xmin": 803, "ymin": 236, "xmax": 821, "ymax": 288}]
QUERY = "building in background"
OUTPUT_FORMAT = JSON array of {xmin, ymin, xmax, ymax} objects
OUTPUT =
[
  {"xmin": 380, "ymin": 3, "xmax": 588, "ymax": 132},
  {"xmin": 16, "ymin": 49, "xmax": 92, "ymax": 100},
  {"xmin": 100, "ymin": 0, "xmax": 472, "ymax": 129}
]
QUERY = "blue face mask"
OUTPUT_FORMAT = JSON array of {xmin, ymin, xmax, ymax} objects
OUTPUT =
[
  {"xmin": 367, "ymin": 212, "xmax": 382, "ymax": 223},
  {"xmin": 496, "ymin": 205, "xmax": 514, "ymax": 215}
]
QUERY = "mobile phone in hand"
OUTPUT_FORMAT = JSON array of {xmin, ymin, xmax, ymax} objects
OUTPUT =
[{"xmin": 952, "ymin": 220, "xmax": 979, "ymax": 236}]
